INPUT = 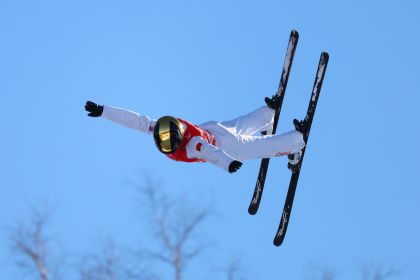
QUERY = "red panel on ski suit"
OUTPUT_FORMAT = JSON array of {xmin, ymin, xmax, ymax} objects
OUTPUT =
[{"xmin": 165, "ymin": 118, "xmax": 216, "ymax": 163}]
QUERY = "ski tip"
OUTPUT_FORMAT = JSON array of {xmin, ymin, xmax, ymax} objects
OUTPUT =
[
  {"xmin": 248, "ymin": 206, "xmax": 258, "ymax": 215},
  {"xmin": 321, "ymin": 52, "xmax": 329, "ymax": 61},
  {"xmin": 273, "ymin": 237, "xmax": 283, "ymax": 247},
  {"xmin": 290, "ymin": 29, "xmax": 299, "ymax": 38}
]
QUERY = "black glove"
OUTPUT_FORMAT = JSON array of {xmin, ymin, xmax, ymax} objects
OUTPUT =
[
  {"xmin": 228, "ymin": 160, "xmax": 243, "ymax": 174},
  {"xmin": 85, "ymin": 101, "xmax": 104, "ymax": 117}
]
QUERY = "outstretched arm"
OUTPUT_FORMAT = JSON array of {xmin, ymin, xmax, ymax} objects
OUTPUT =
[
  {"xmin": 187, "ymin": 137, "xmax": 243, "ymax": 173},
  {"xmin": 85, "ymin": 101, "xmax": 156, "ymax": 134}
]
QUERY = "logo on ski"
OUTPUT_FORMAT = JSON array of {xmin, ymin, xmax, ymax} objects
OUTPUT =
[{"xmin": 277, "ymin": 211, "xmax": 288, "ymax": 237}]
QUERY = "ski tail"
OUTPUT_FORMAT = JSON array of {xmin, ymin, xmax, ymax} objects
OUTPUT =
[
  {"xmin": 248, "ymin": 30, "xmax": 299, "ymax": 215},
  {"xmin": 273, "ymin": 52, "xmax": 329, "ymax": 246}
]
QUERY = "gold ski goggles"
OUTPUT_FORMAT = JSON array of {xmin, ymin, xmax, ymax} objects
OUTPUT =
[{"xmin": 153, "ymin": 116, "xmax": 185, "ymax": 154}]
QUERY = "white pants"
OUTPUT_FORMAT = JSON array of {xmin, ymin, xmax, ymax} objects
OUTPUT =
[{"xmin": 200, "ymin": 106, "xmax": 305, "ymax": 161}]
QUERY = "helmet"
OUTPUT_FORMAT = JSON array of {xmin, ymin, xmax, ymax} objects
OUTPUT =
[{"xmin": 153, "ymin": 116, "xmax": 185, "ymax": 154}]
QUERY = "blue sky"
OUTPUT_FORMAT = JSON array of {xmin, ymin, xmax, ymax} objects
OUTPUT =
[{"xmin": 1, "ymin": 0, "xmax": 419, "ymax": 279}]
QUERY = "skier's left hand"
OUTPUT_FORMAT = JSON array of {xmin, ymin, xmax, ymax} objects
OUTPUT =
[
  {"xmin": 85, "ymin": 101, "xmax": 104, "ymax": 117},
  {"xmin": 228, "ymin": 160, "xmax": 243, "ymax": 173}
]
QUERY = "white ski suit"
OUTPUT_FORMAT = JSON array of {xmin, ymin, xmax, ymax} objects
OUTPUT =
[{"xmin": 101, "ymin": 105, "xmax": 305, "ymax": 172}]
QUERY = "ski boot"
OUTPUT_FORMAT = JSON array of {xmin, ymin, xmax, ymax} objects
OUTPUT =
[
  {"xmin": 287, "ymin": 118, "xmax": 307, "ymax": 173},
  {"xmin": 264, "ymin": 94, "xmax": 281, "ymax": 110},
  {"xmin": 293, "ymin": 118, "xmax": 307, "ymax": 134},
  {"xmin": 287, "ymin": 151, "xmax": 302, "ymax": 173}
]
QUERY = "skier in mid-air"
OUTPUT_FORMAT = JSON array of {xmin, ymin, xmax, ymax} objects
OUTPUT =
[{"xmin": 84, "ymin": 96, "xmax": 306, "ymax": 173}]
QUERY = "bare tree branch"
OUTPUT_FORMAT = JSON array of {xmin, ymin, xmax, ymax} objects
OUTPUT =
[
  {"xmin": 319, "ymin": 268, "xmax": 338, "ymax": 280},
  {"xmin": 304, "ymin": 263, "xmax": 339, "ymax": 280},
  {"xmin": 225, "ymin": 258, "xmax": 247, "ymax": 280},
  {"xmin": 10, "ymin": 208, "xmax": 53, "ymax": 280},
  {"xmin": 78, "ymin": 237, "xmax": 155, "ymax": 280},
  {"xmin": 135, "ymin": 178, "xmax": 212, "ymax": 280},
  {"xmin": 361, "ymin": 263, "xmax": 400, "ymax": 280},
  {"xmin": 176, "ymin": 209, "xmax": 208, "ymax": 249}
]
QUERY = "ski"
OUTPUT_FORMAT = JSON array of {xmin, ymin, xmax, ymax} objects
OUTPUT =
[
  {"xmin": 273, "ymin": 52, "xmax": 329, "ymax": 246},
  {"xmin": 248, "ymin": 30, "xmax": 299, "ymax": 215}
]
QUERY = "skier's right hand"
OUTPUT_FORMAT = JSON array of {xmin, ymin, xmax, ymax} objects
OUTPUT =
[
  {"xmin": 85, "ymin": 101, "xmax": 104, "ymax": 117},
  {"xmin": 228, "ymin": 160, "xmax": 243, "ymax": 173}
]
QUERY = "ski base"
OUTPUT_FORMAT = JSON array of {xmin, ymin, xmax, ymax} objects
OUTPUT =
[
  {"xmin": 273, "ymin": 52, "xmax": 329, "ymax": 247},
  {"xmin": 248, "ymin": 29, "xmax": 299, "ymax": 215}
]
